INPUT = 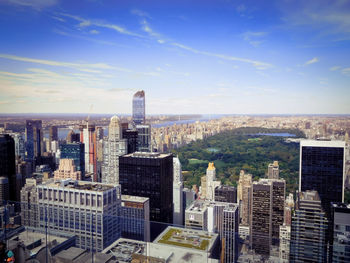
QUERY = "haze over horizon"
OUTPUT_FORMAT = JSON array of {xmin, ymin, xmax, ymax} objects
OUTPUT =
[{"xmin": 0, "ymin": 0, "xmax": 350, "ymax": 114}]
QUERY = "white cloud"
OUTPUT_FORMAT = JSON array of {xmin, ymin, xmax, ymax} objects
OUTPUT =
[
  {"xmin": 171, "ymin": 43, "xmax": 272, "ymax": 70},
  {"xmin": 58, "ymin": 13, "xmax": 143, "ymax": 38},
  {"xmin": 3, "ymin": 0, "xmax": 58, "ymax": 10},
  {"xmin": 330, "ymin": 66, "xmax": 341, "ymax": 71},
  {"xmin": 304, "ymin": 57, "xmax": 319, "ymax": 65},
  {"xmin": 342, "ymin": 67, "xmax": 350, "ymax": 76},
  {"xmin": 131, "ymin": 9, "xmax": 152, "ymax": 19},
  {"xmin": 140, "ymin": 19, "xmax": 166, "ymax": 43},
  {"xmin": 0, "ymin": 53, "xmax": 132, "ymax": 73},
  {"xmin": 90, "ymin": 29, "xmax": 99, "ymax": 34},
  {"xmin": 242, "ymin": 31, "xmax": 267, "ymax": 47}
]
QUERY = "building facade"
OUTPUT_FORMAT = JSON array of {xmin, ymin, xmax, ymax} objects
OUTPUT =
[
  {"xmin": 237, "ymin": 170, "xmax": 252, "ymax": 226},
  {"xmin": 135, "ymin": 124, "xmax": 151, "ymax": 152},
  {"xmin": 54, "ymin": 159, "xmax": 82, "ymax": 180},
  {"xmin": 132, "ymin": 90, "xmax": 145, "ymax": 125},
  {"xmin": 300, "ymin": 140, "xmax": 345, "ymax": 215},
  {"xmin": 329, "ymin": 203, "xmax": 350, "ymax": 263},
  {"xmin": 215, "ymin": 185, "xmax": 237, "ymax": 203},
  {"xmin": 173, "ymin": 156, "xmax": 184, "ymax": 226},
  {"xmin": 60, "ymin": 143, "xmax": 85, "ymax": 179},
  {"xmin": 37, "ymin": 179, "xmax": 121, "ymax": 251},
  {"xmin": 0, "ymin": 134, "xmax": 16, "ymax": 202},
  {"xmin": 268, "ymin": 161, "xmax": 279, "ymax": 179},
  {"xmin": 79, "ymin": 124, "xmax": 97, "ymax": 181},
  {"xmin": 25, "ymin": 120, "xmax": 43, "ymax": 160},
  {"xmin": 290, "ymin": 191, "xmax": 328, "ymax": 262},
  {"xmin": 119, "ymin": 152, "xmax": 173, "ymax": 224},
  {"xmin": 102, "ymin": 116, "xmax": 127, "ymax": 184},
  {"xmin": 121, "ymin": 195, "xmax": 150, "ymax": 242}
]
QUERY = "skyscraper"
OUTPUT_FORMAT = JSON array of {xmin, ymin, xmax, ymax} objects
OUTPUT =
[
  {"xmin": 79, "ymin": 124, "xmax": 97, "ymax": 181},
  {"xmin": 300, "ymin": 140, "xmax": 345, "ymax": 215},
  {"xmin": 60, "ymin": 143, "xmax": 85, "ymax": 179},
  {"xmin": 37, "ymin": 179, "xmax": 122, "ymax": 251},
  {"xmin": 119, "ymin": 152, "xmax": 173, "ymax": 239},
  {"xmin": 49, "ymin": 125, "xmax": 58, "ymax": 142},
  {"xmin": 237, "ymin": 170, "xmax": 252, "ymax": 226},
  {"xmin": 173, "ymin": 156, "xmax": 184, "ymax": 226},
  {"xmin": 0, "ymin": 134, "xmax": 16, "ymax": 202},
  {"xmin": 250, "ymin": 178, "xmax": 285, "ymax": 256},
  {"xmin": 136, "ymin": 124, "xmax": 151, "ymax": 152},
  {"xmin": 132, "ymin": 90, "xmax": 145, "ymax": 125},
  {"xmin": 250, "ymin": 180, "xmax": 273, "ymax": 256},
  {"xmin": 203, "ymin": 162, "xmax": 221, "ymax": 201},
  {"xmin": 102, "ymin": 116, "xmax": 127, "ymax": 184},
  {"xmin": 0, "ymin": 177, "xmax": 9, "ymax": 205},
  {"xmin": 222, "ymin": 204, "xmax": 239, "ymax": 263},
  {"xmin": 329, "ymin": 203, "xmax": 350, "ymax": 263},
  {"xmin": 268, "ymin": 161, "xmax": 279, "ymax": 179},
  {"xmin": 54, "ymin": 159, "xmax": 82, "ymax": 180},
  {"xmin": 290, "ymin": 191, "xmax": 328, "ymax": 262},
  {"xmin": 25, "ymin": 120, "xmax": 43, "ymax": 160}
]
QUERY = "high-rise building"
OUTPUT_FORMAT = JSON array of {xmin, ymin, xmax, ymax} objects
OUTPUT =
[
  {"xmin": 49, "ymin": 126, "xmax": 58, "ymax": 142},
  {"xmin": 237, "ymin": 170, "xmax": 252, "ymax": 226},
  {"xmin": 25, "ymin": 120, "xmax": 43, "ymax": 160},
  {"xmin": 54, "ymin": 159, "xmax": 82, "ymax": 180},
  {"xmin": 11, "ymin": 133, "xmax": 25, "ymax": 160},
  {"xmin": 20, "ymin": 178, "xmax": 41, "ymax": 227},
  {"xmin": 215, "ymin": 185, "xmax": 237, "ymax": 203},
  {"xmin": 121, "ymin": 195, "xmax": 150, "ymax": 242},
  {"xmin": 60, "ymin": 143, "xmax": 85, "ymax": 179},
  {"xmin": 132, "ymin": 90, "xmax": 145, "ymax": 125},
  {"xmin": 135, "ymin": 124, "xmax": 151, "ymax": 152},
  {"xmin": 122, "ymin": 129, "xmax": 138, "ymax": 154},
  {"xmin": 102, "ymin": 116, "xmax": 127, "ymax": 184},
  {"xmin": 250, "ymin": 180, "xmax": 273, "ymax": 256},
  {"xmin": 66, "ymin": 130, "xmax": 80, "ymax": 143},
  {"xmin": 268, "ymin": 161, "xmax": 279, "ymax": 179},
  {"xmin": 0, "ymin": 177, "xmax": 9, "ymax": 205},
  {"xmin": 279, "ymin": 224, "xmax": 291, "ymax": 263},
  {"xmin": 250, "ymin": 178, "xmax": 285, "ymax": 255},
  {"xmin": 0, "ymin": 134, "xmax": 16, "ymax": 202},
  {"xmin": 290, "ymin": 191, "xmax": 328, "ymax": 262},
  {"xmin": 173, "ymin": 157, "xmax": 184, "ymax": 226},
  {"xmin": 300, "ymin": 140, "xmax": 345, "ymax": 215},
  {"xmin": 79, "ymin": 124, "xmax": 97, "ymax": 181},
  {"xmin": 329, "ymin": 203, "xmax": 350, "ymax": 263},
  {"xmin": 119, "ymin": 152, "xmax": 173, "ymax": 239},
  {"xmin": 37, "ymin": 179, "xmax": 122, "ymax": 251},
  {"xmin": 222, "ymin": 204, "xmax": 239, "ymax": 263},
  {"xmin": 202, "ymin": 163, "xmax": 221, "ymax": 201}
]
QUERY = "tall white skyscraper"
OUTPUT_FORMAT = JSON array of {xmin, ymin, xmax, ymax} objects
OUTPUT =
[
  {"xmin": 102, "ymin": 116, "xmax": 127, "ymax": 184},
  {"xmin": 173, "ymin": 156, "xmax": 184, "ymax": 225},
  {"xmin": 205, "ymin": 163, "xmax": 221, "ymax": 201}
]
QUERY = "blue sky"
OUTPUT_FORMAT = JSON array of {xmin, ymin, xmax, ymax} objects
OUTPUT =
[{"xmin": 0, "ymin": 0, "xmax": 349, "ymax": 114}]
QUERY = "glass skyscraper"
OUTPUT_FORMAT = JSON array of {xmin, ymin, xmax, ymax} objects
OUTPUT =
[
  {"xmin": 60, "ymin": 143, "xmax": 85, "ymax": 179},
  {"xmin": 25, "ymin": 119, "xmax": 43, "ymax": 160},
  {"xmin": 132, "ymin": 90, "xmax": 145, "ymax": 125},
  {"xmin": 299, "ymin": 140, "xmax": 345, "ymax": 215}
]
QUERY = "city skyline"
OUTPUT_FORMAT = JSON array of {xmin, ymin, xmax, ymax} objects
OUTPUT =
[{"xmin": 0, "ymin": 0, "xmax": 350, "ymax": 114}]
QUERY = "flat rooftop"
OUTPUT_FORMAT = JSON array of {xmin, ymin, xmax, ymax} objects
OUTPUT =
[
  {"xmin": 154, "ymin": 226, "xmax": 218, "ymax": 252},
  {"xmin": 123, "ymin": 152, "xmax": 172, "ymax": 159},
  {"xmin": 186, "ymin": 200, "xmax": 208, "ymax": 213},
  {"xmin": 102, "ymin": 238, "xmax": 146, "ymax": 263},
  {"xmin": 41, "ymin": 179, "xmax": 115, "ymax": 192},
  {"xmin": 10, "ymin": 229, "xmax": 71, "ymax": 255},
  {"xmin": 121, "ymin": 195, "xmax": 149, "ymax": 203}
]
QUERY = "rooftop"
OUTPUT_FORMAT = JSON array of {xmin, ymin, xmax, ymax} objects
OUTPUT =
[
  {"xmin": 124, "ymin": 152, "xmax": 172, "ymax": 159},
  {"xmin": 41, "ymin": 179, "xmax": 116, "ymax": 192},
  {"xmin": 121, "ymin": 194, "xmax": 149, "ymax": 203},
  {"xmin": 154, "ymin": 226, "xmax": 218, "ymax": 252},
  {"xmin": 102, "ymin": 238, "xmax": 146, "ymax": 262}
]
